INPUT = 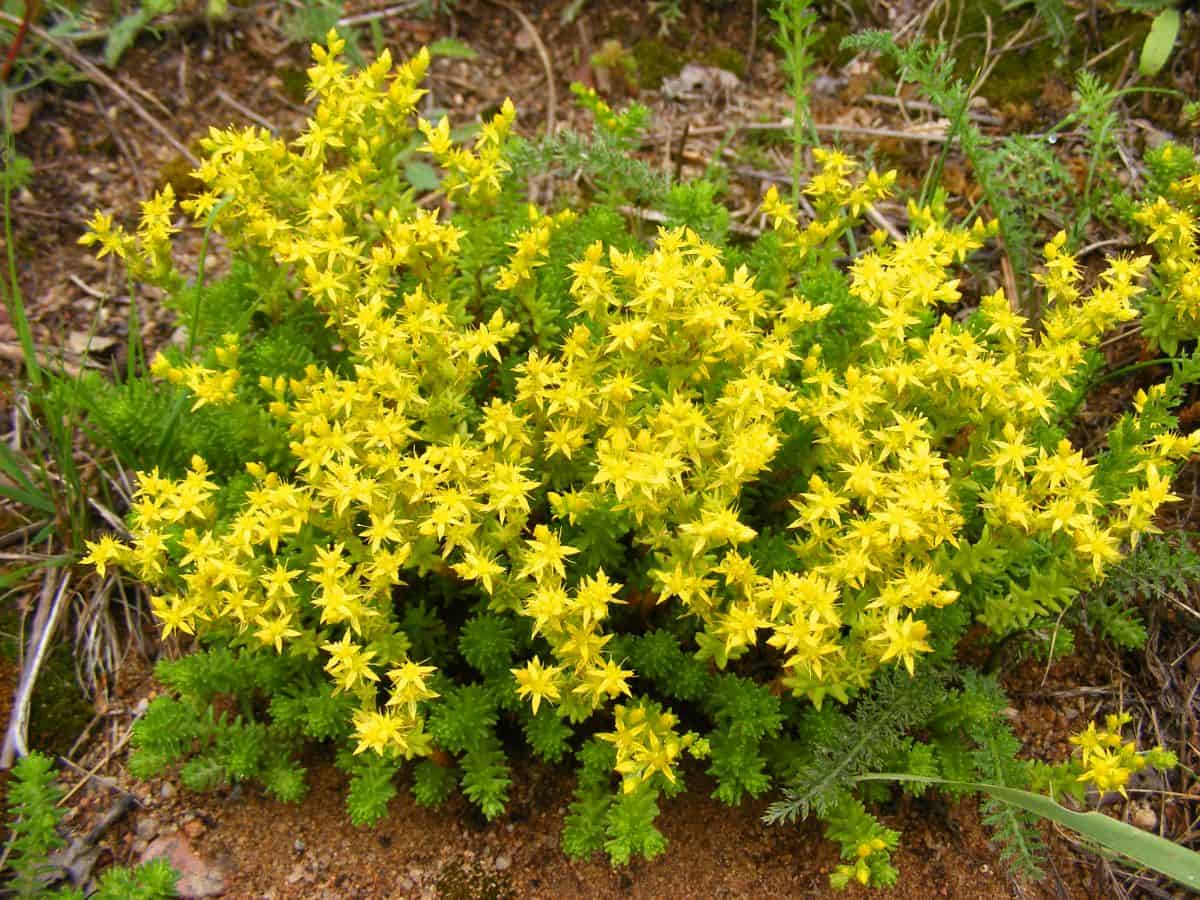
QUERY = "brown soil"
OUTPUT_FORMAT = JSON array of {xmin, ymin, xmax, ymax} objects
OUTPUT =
[
  {"xmin": 127, "ymin": 760, "xmax": 1085, "ymax": 899},
  {"xmin": 3, "ymin": 1, "xmax": 1198, "ymax": 898},
  {"xmin": 56, "ymin": 639, "xmax": 1119, "ymax": 900}
]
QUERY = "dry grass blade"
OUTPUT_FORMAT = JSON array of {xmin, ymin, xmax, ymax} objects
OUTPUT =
[
  {"xmin": 73, "ymin": 573, "xmax": 150, "ymax": 698},
  {"xmin": 1, "ymin": 566, "xmax": 74, "ymax": 768}
]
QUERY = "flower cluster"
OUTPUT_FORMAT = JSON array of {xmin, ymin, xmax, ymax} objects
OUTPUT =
[
  {"xmin": 1136, "ymin": 197, "xmax": 1199, "ymax": 354},
  {"xmin": 1069, "ymin": 712, "xmax": 1177, "ymax": 797},
  {"xmin": 834, "ymin": 837, "xmax": 893, "ymax": 889},
  {"xmin": 599, "ymin": 700, "xmax": 708, "ymax": 795},
  {"xmin": 81, "ymin": 35, "xmax": 1198, "ymax": 804},
  {"xmin": 761, "ymin": 148, "xmax": 896, "ymax": 255},
  {"xmin": 150, "ymin": 333, "xmax": 242, "ymax": 409},
  {"xmin": 79, "ymin": 184, "xmax": 180, "ymax": 287}
]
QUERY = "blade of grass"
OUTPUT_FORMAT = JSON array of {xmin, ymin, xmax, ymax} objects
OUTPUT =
[
  {"xmin": 0, "ymin": 564, "xmax": 39, "ymax": 590},
  {"xmin": 856, "ymin": 773, "xmax": 1200, "ymax": 891},
  {"xmin": 154, "ymin": 195, "xmax": 233, "ymax": 464},
  {"xmin": 0, "ymin": 442, "xmax": 53, "ymax": 513}
]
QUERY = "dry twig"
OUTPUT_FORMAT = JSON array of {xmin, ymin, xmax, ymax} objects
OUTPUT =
[
  {"xmin": 215, "ymin": 88, "xmax": 277, "ymax": 133},
  {"xmin": 60, "ymin": 719, "xmax": 137, "ymax": 805},
  {"xmin": 688, "ymin": 119, "xmax": 958, "ymax": 143},
  {"xmin": 88, "ymin": 84, "xmax": 147, "ymax": 199}
]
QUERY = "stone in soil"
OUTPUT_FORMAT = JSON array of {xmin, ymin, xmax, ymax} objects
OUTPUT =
[
  {"xmin": 135, "ymin": 816, "xmax": 160, "ymax": 841},
  {"xmin": 46, "ymin": 837, "xmax": 102, "ymax": 888},
  {"xmin": 182, "ymin": 817, "xmax": 207, "ymax": 839},
  {"xmin": 140, "ymin": 834, "xmax": 226, "ymax": 898}
]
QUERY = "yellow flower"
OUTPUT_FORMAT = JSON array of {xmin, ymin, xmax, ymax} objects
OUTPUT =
[
  {"xmin": 512, "ymin": 657, "xmax": 563, "ymax": 714},
  {"xmin": 1077, "ymin": 747, "xmax": 1133, "ymax": 796},
  {"xmin": 322, "ymin": 634, "xmax": 379, "ymax": 691},
  {"xmin": 451, "ymin": 543, "xmax": 506, "ymax": 595},
  {"xmin": 82, "ymin": 535, "xmax": 129, "ymax": 578},
  {"xmin": 78, "ymin": 211, "xmax": 131, "ymax": 259},
  {"xmin": 518, "ymin": 525, "xmax": 580, "ymax": 582},
  {"xmin": 254, "ymin": 614, "xmax": 301, "ymax": 653},
  {"xmin": 352, "ymin": 709, "xmax": 408, "ymax": 756},
  {"xmin": 869, "ymin": 615, "xmax": 933, "ymax": 676},
  {"xmin": 573, "ymin": 658, "xmax": 633, "ymax": 706},
  {"xmin": 386, "ymin": 660, "xmax": 439, "ymax": 715}
]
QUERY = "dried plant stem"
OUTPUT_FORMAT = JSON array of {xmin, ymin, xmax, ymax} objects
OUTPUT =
[{"xmin": 1, "ymin": 569, "xmax": 73, "ymax": 768}]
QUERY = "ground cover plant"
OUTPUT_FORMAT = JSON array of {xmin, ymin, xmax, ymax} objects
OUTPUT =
[
  {"xmin": 3, "ymin": 751, "xmax": 177, "ymax": 898},
  {"xmin": 47, "ymin": 19, "xmax": 1200, "ymax": 891}
]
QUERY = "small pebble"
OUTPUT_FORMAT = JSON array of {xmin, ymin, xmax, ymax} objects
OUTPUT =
[
  {"xmin": 135, "ymin": 817, "xmax": 161, "ymax": 841},
  {"xmin": 1131, "ymin": 806, "xmax": 1158, "ymax": 830},
  {"xmin": 494, "ymin": 853, "xmax": 512, "ymax": 872},
  {"xmin": 294, "ymin": 838, "xmax": 306, "ymax": 853},
  {"xmin": 160, "ymin": 782, "xmax": 177, "ymax": 800},
  {"xmin": 182, "ymin": 818, "xmax": 206, "ymax": 840}
]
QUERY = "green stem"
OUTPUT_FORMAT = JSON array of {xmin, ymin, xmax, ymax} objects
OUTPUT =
[
  {"xmin": 187, "ymin": 195, "xmax": 233, "ymax": 357},
  {"xmin": 1092, "ymin": 357, "xmax": 1180, "ymax": 387}
]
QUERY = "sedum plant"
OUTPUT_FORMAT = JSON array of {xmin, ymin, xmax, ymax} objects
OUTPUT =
[
  {"xmin": 1129, "ymin": 141, "xmax": 1200, "ymax": 355},
  {"xmin": 3, "ymin": 752, "xmax": 177, "ymax": 898},
  {"xmin": 76, "ymin": 32, "xmax": 1199, "ymax": 887}
]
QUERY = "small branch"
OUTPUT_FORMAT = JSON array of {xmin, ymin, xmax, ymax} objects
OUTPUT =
[
  {"xmin": 59, "ymin": 720, "xmax": 137, "ymax": 805},
  {"xmin": 336, "ymin": 0, "xmax": 424, "ymax": 27},
  {"xmin": 865, "ymin": 205, "xmax": 903, "ymax": 243},
  {"xmin": 84, "ymin": 793, "xmax": 136, "ymax": 843},
  {"xmin": 0, "ymin": 519, "xmax": 49, "ymax": 550},
  {"xmin": 88, "ymin": 84, "xmax": 147, "ymax": 199},
  {"xmin": 618, "ymin": 203, "xmax": 762, "ymax": 238},
  {"xmin": 746, "ymin": 0, "xmax": 758, "ymax": 84},
  {"xmin": 87, "ymin": 499, "xmax": 129, "ymax": 537},
  {"xmin": 215, "ymin": 88, "xmax": 277, "ymax": 133},
  {"xmin": 1078, "ymin": 238, "xmax": 1132, "ymax": 257},
  {"xmin": 687, "ymin": 119, "xmax": 956, "ymax": 143},
  {"xmin": 862, "ymin": 92, "xmax": 1003, "ymax": 125}
]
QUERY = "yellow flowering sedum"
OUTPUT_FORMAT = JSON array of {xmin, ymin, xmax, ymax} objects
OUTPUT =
[
  {"xmin": 1067, "ymin": 712, "xmax": 1176, "ymax": 798},
  {"xmin": 81, "ymin": 34, "xmax": 1199, "ymax": 793}
]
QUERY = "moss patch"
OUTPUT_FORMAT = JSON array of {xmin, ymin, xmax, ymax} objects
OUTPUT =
[
  {"xmin": 700, "ymin": 46, "xmax": 746, "ymax": 79},
  {"xmin": 0, "ymin": 604, "xmax": 92, "ymax": 758},
  {"xmin": 633, "ymin": 38, "xmax": 686, "ymax": 90}
]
